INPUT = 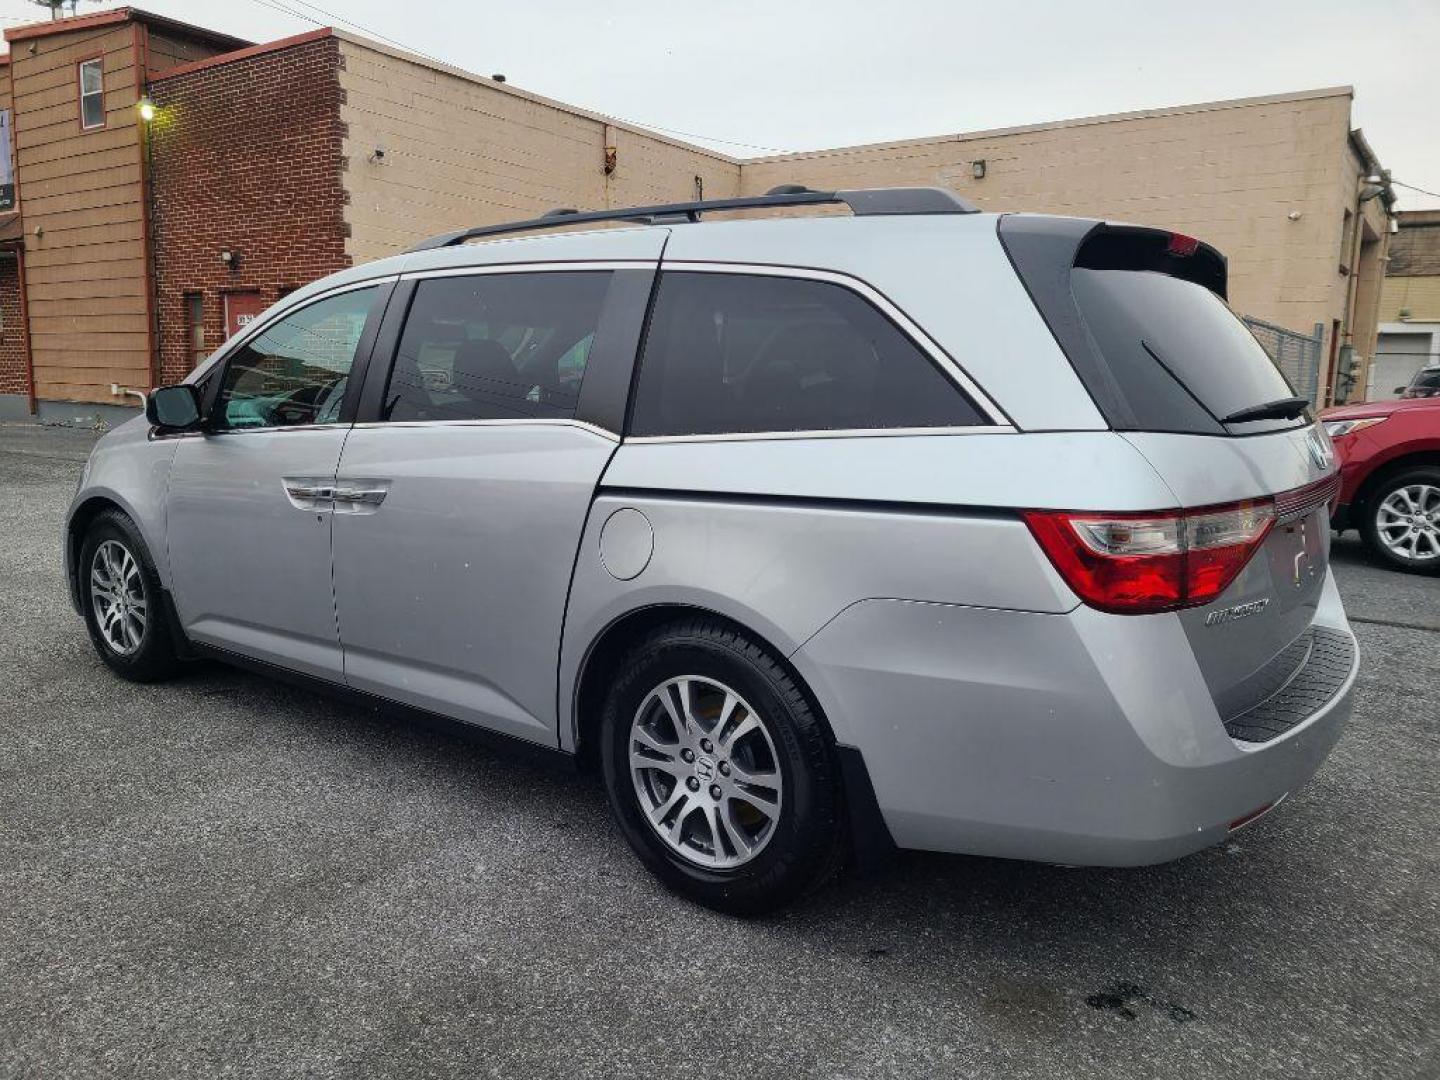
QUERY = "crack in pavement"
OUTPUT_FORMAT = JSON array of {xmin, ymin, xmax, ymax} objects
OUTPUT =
[{"xmin": 1347, "ymin": 614, "xmax": 1440, "ymax": 635}]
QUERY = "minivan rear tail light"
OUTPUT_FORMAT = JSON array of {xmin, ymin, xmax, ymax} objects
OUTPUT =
[{"xmin": 1023, "ymin": 498, "xmax": 1275, "ymax": 614}]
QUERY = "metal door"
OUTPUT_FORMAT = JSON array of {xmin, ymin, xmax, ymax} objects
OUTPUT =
[{"xmin": 330, "ymin": 263, "xmax": 655, "ymax": 744}]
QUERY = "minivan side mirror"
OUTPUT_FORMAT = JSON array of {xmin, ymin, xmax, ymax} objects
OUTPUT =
[{"xmin": 146, "ymin": 384, "xmax": 203, "ymax": 431}]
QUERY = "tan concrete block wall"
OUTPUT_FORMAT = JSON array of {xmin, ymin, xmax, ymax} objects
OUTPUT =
[
  {"xmin": 740, "ymin": 91, "xmax": 1355, "ymax": 340},
  {"xmin": 1381, "ymin": 275, "xmax": 1440, "ymax": 322},
  {"xmin": 338, "ymin": 38, "xmax": 741, "ymax": 264}
]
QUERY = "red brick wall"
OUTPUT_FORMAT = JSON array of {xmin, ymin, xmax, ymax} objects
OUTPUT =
[
  {"xmin": 0, "ymin": 256, "xmax": 29, "ymax": 397},
  {"xmin": 149, "ymin": 35, "xmax": 350, "ymax": 386}
]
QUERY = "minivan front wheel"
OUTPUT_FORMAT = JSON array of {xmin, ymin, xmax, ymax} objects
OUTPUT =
[
  {"xmin": 79, "ymin": 510, "xmax": 182, "ymax": 681},
  {"xmin": 599, "ymin": 619, "xmax": 844, "ymax": 915},
  {"xmin": 1361, "ymin": 467, "xmax": 1440, "ymax": 574}
]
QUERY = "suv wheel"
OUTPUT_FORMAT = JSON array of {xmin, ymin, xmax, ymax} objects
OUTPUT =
[
  {"xmin": 1361, "ymin": 467, "xmax": 1440, "ymax": 574},
  {"xmin": 599, "ymin": 619, "xmax": 844, "ymax": 915},
  {"xmin": 79, "ymin": 510, "xmax": 183, "ymax": 681}
]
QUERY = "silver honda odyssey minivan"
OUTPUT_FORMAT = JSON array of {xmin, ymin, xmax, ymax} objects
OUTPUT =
[{"xmin": 66, "ymin": 186, "xmax": 1357, "ymax": 913}]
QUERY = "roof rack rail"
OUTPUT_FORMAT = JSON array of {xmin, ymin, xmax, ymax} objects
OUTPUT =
[{"xmin": 405, "ymin": 185, "xmax": 979, "ymax": 252}]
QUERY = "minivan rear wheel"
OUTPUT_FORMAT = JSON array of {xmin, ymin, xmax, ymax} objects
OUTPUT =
[
  {"xmin": 1361, "ymin": 466, "xmax": 1440, "ymax": 574},
  {"xmin": 598, "ymin": 618, "xmax": 845, "ymax": 915}
]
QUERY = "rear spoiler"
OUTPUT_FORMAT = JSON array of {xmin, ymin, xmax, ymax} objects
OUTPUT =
[
  {"xmin": 997, "ymin": 214, "xmax": 1229, "ymax": 430},
  {"xmin": 999, "ymin": 215, "xmax": 1227, "ymax": 300}
]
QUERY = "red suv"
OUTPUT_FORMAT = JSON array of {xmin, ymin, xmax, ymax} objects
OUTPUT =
[{"xmin": 1324, "ymin": 395, "xmax": 1440, "ymax": 572}]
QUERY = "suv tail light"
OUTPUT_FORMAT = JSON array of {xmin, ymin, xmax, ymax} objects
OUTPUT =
[{"xmin": 1023, "ymin": 499, "xmax": 1275, "ymax": 614}]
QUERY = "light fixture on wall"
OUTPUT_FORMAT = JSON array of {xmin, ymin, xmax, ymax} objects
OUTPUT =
[
  {"xmin": 220, "ymin": 250, "xmax": 239, "ymax": 270},
  {"xmin": 971, "ymin": 159, "xmax": 986, "ymax": 180},
  {"xmin": 136, "ymin": 95, "xmax": 156, "ymax": 123}
]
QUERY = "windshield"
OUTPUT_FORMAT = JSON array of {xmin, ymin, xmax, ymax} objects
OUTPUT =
[{"xmin": 1072, "ymin": 268, "xmax": 1303, "ymax": 434}]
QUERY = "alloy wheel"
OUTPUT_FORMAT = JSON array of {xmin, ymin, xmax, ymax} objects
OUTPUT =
[
  {"xmin": 628, "ymin": 675, "xmax": 784, "ymax": 870},
  {"xmin": 1375, "ymin": 483, "xmax": 1440, "ymax": 562},
  {"xmin": 90, "ymin": 539, "xmax": 147, "ymax": 656}
]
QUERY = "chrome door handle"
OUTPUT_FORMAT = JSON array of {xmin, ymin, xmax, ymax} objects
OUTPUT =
[
  {"xmin": 333, "ymin": 487, "xmax": 388, "ymax": 506},
  {"xmin": 331, "ymin": 479, "xmax": 390, "ymax": 514},
  {"xmin": 284, "ymin": 482, "xmax": 335, "ymax": 499},
  {"xmin": 282, "ymin": 477, "xmax": 336, "ymax": 511}
]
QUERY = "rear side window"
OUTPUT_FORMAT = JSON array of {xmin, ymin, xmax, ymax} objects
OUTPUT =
[
  {"xmin": 383, "ymin": 271, "xmax": 612, "ymax": 422},
  {"xmin": 629, "ymin": 272, "xmax": 983, "ymax": 436},
  {"xmin": 1072, "ymin": 268, "xmax": 1300, "ymax": 433}
]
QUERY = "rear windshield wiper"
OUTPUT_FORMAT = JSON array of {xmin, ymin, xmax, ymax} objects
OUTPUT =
[{"xmin": 1221, "ymin": 397, "xmax": 1311, "ymax": 425}]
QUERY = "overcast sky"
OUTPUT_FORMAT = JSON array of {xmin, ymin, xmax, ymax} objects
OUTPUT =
[{"xmin": 3, "ymin": 0, "xmax": 1437, "ymax": 209}]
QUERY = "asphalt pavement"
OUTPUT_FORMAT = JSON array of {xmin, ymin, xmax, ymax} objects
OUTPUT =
[{"xmin": 1, "ymin": 421, "xmax": 1436, "ymax": 1079}]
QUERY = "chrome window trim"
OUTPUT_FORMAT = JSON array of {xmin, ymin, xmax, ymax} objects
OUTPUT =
[
  {"xmin": 190, "ymin": 423, "xmax": 347, "ymax": 438},
  {"xmin": 400, "ymin": 260, "xmax": 652, "ymax": 282},
  {"xmin": 655, "ymin": 260, "xmax": 1010, "ymax": 427},
  {"xmin": 623, "ymin": 424, "xmax": 1017, "ymax": 445},
  {"xmin": 349, "ymin": 417, "xmax": 621, "ymax": 442}
]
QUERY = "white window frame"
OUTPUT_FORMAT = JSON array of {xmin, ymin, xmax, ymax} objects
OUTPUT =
[{"xmin": 78, "ymin": 58, "xmax": 105, "ymax": 132}]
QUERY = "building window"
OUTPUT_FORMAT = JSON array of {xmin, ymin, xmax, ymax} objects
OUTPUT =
[
  {"xmin": 78, "ymin": 59, "xmax": 104, "ymax": 131},
  {"xmin": 186, "ymin": 293, "xmax": 207, "ymax": 369}
]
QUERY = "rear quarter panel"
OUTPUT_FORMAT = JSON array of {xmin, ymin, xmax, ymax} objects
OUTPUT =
[{"xmin": 558, "ymin": 430, "xmax": 1173, "ymax": 751}]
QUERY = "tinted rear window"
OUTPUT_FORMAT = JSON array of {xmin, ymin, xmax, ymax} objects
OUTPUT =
[{"xmin": 1072, "ymin": 269, "xmax": 1301, "ymax": 434}]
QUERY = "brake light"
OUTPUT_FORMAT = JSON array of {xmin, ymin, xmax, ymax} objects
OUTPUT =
[
  {"xmin": 1023, "ymin": 499, "xmax": 1275, "ymax": 614},
  {"xmin": 1166, "ymin": 232, "xmax": 1200, "ymax": 257}
]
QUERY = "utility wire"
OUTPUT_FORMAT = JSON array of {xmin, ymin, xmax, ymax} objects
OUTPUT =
[{"xmin": 1392, "ymin": 179, "xmax": 1440, "ymax": 201}]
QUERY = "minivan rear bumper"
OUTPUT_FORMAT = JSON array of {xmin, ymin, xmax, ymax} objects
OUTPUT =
[{"xmin": 790, "ymin": 570, "xmax": 1356, "ymax": 866}]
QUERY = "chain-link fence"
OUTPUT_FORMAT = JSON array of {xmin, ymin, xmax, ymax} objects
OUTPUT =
[{"xmin": 1242, "ymin": 317, "xmax": 1325, "ymax": 405}]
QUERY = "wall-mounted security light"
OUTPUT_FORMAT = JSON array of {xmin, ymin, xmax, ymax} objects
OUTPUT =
[
  {"xmin": 220, "ymin": 250, "xmax": 239, "ymax": 270},
  {"xmin": 137, "ymin": 96, "xmax": 156, "ymax": 123},
  {"xmin": 971, "ymin": 159, "xmax": 986, "ymax": 180},
  {"xmin": 369, "ymin": 146, "xmax": 386, "ymax": 163}
]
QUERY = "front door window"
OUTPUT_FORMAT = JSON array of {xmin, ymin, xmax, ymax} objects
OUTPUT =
[{"xmin": 212, "ymin": 287, "xmax": 378, "ymax": 430}]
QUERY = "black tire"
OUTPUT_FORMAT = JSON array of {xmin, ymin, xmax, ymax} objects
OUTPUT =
[
  {"xmin": 599, "ymin": 618, "xmax": 845, "ymax": 916},
  {"xmin": 78, "ymin": 509, "xmax": 183, "ymax": 682},
  {"xmin": 1359, "ymin": 466, "xmax": 1440, "ymax": 575}
]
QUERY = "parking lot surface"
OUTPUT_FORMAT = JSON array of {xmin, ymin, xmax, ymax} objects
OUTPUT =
[{"xmin": 1, "ymin": 421, "xmax": 1437, "ymax": 1079}]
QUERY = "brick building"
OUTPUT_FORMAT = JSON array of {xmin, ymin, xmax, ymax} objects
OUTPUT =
[
  {"xmin": 0, "ymin": 7, "xmax": 1399, "ymax": 421},
  {"xmin": 1373, "ymin": 210, "xmax": 1440, "ymax": 397}
]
